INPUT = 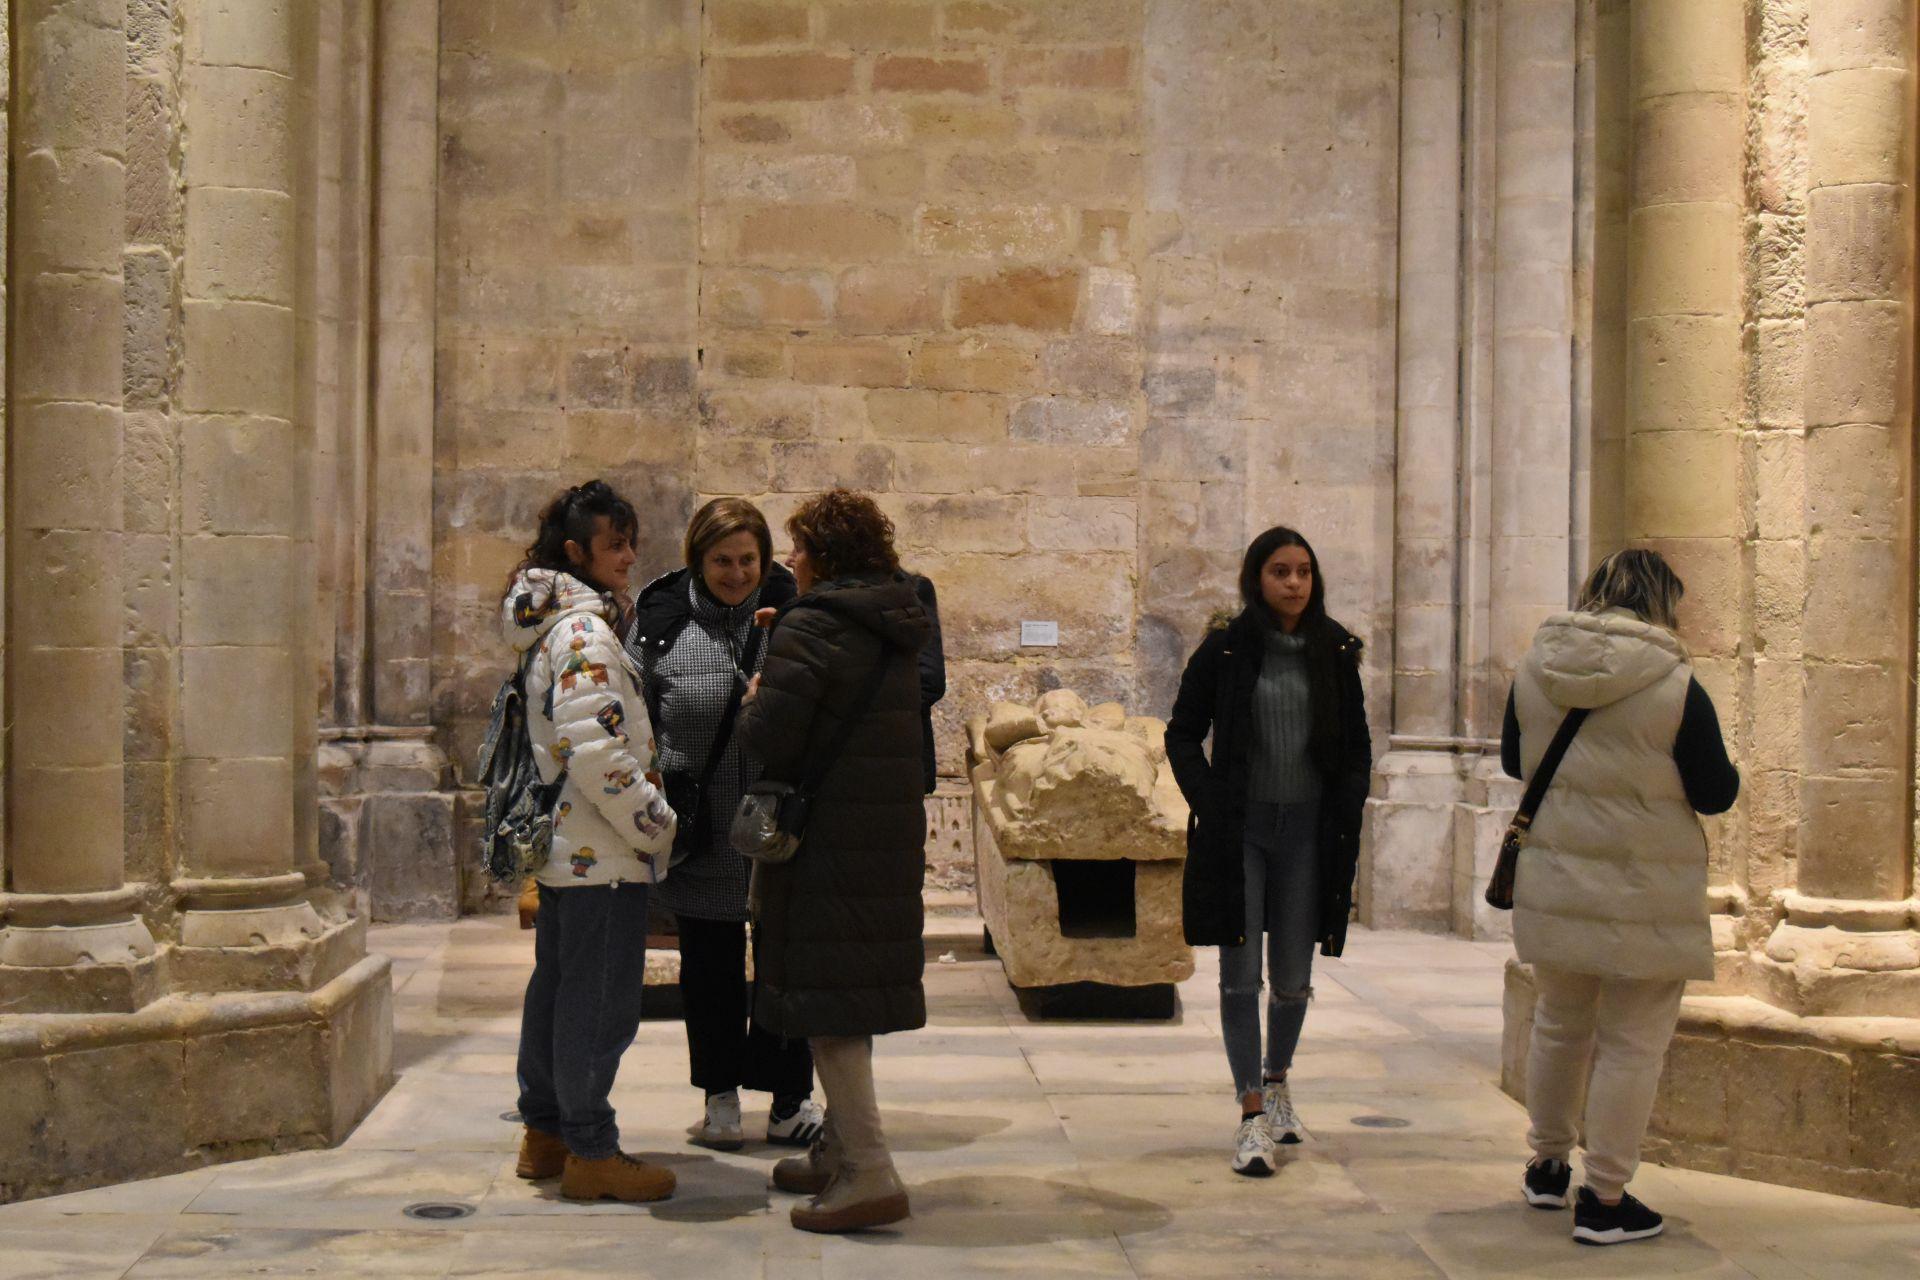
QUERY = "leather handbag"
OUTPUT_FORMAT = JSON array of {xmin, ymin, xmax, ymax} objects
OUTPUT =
[
  {"xmin": 1485, "ymin": 707, "xmax": 1590, "ymax": 911},
  {"xmin": 732, "ymin": 648, "xmax": 894, "ymax": 866}
]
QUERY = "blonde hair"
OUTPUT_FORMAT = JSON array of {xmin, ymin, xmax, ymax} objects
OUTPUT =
[
  {"xmin": 684, "ymin": 497, "xmax": 771, "ymax": 572},
  {"xmin": 1577, "ymin": 549, "xmax": 1685, "ymax": 631}
]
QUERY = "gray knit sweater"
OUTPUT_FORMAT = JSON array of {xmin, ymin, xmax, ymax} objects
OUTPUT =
[{"xmin": 1249, "ymin": 627, "xmax": 1321, "ymax": 805}]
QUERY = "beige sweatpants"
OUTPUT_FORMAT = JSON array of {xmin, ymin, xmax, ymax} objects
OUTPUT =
[
  {"xmin": 1525, "ymin": 963, "xmax": 1686, "ymax": 1200},
  {"xmin": 810, "ymin": 1035, "xmax": 895, "ymax": 1176}
]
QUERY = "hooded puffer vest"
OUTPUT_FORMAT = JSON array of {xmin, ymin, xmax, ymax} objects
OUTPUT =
[{"xmin": 1510, "ymin": 610, "xmax": 1713, "ymax": 982}]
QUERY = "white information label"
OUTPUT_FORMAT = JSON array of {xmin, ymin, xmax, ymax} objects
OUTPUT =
[{"xmin": 1020, "ymin": 621, "xmax": 1060, "ymax": 648}]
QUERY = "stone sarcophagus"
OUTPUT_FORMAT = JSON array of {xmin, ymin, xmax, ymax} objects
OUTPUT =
[{"xmin": 967, "ymin": 690, "xmax": 1195, "ymax": 1017}]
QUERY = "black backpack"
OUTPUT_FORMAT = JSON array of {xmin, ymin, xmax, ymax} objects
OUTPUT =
[{"xmin": 476, "ymin": 643, "xmax": 568, "ymax": 885}]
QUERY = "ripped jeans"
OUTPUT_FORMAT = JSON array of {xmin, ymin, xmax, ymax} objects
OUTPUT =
[{"xmin": 1219, "ymin": 800, "xmax": 1320, "ymax": 1097}]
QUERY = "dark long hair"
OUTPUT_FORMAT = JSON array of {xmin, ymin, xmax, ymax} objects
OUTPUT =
[
  {"xmin": 511, "ymin": 479, "xmax": 638, "ymax": 588},
  {"xmin": 1239, "ymin": 526, "xmax": 1328, "ymax": 633},
  {"xmin": 1238, "ymin": 525, "xmax": 1355, "ymax": 760}
]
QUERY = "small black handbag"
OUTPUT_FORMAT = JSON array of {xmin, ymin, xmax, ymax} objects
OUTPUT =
[{"xmin": 1485, "ymin": 707, "xmax": 1589, "ymax": 911}]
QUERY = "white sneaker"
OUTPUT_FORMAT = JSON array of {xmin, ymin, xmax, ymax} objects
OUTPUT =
[
  {"xmin": 1231, "ymin": 1113, "xmax": 1275, "ymax": 1177},
  {"xmin": 766, "ymin": 1097, "xmax": 825, "ymax": 1148},
  {"xmin": 690, "ymin": 1090, "xmax": 744, "ymax": 1151},
  {"xmin": 1264, "ymin": 1081, "xmax": 1304, "ymax": 1145}
]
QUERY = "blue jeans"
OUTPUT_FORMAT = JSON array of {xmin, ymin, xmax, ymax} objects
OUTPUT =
[
  {"xmin": 1218, "ymin": 800, "xmax": 1320, "ymax": 1097},
  {"xmin": 516, "ymin": 882, "xmax": 651, "ymax": 1158}
]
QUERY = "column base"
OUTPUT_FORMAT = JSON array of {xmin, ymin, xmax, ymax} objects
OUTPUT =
[
  {"xmin": 1361, "ymin": 743, "xmax": 1519, "ymax": 940},
  {"xmin": 0, "ymin": 952, "xmax": 393, "ymax": 1204},
  {"xmin": 172, "ymin": 909, "xmax": 367, "ymax": 995},
  {"xmin": 1500, "ymin": 959, "xmax": 1920, "ymax": 1209},
  {"xmin": 319, "ymin": 729, "xmax": 459, "ymax": 921},
  {"xmin": 0, "ymin": 916, "xmax": 164, "ymax": 1014}
]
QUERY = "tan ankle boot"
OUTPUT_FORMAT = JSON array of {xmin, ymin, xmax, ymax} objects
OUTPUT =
[
  {"xmin": 515, "ymin": 1126, "xmax": 567, "ymax": 1179},
  {"xmin": 560, "ymin": 1152, "xmax": 676, "ymax": 1203},
  {"xmin": 772, "ymin": 1121, "xmax": 838, "ymax": 1196},
  {"xmin": 517, "ymin": 879, "xmax": 540, "ymax": 930},
  {"xmin": 789, "ymin": 1161, "xmax": 909, "ymax": 1233}
]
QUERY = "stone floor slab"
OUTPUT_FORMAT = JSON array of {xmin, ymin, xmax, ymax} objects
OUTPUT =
[{"xmin": 2, "ymin": 917, "xmax": 1916, "ymax": 1277}]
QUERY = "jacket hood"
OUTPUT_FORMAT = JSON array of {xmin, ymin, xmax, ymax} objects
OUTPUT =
[
  {"xmin": 792, "ymin": 572, "xmax": 931, "ymax": 653},
  {"xmin": 501, "ymin": 568, "xmax": 617, "ymax": 654},
  {"xmin": 1523, "ymin": 609, "xmax": 1688, "ymax": 710}
]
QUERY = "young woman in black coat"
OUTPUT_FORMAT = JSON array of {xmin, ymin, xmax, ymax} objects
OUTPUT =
[{"xmin": 1165, "ymin": 527, "xmax": 1372, "ymax": 1178}]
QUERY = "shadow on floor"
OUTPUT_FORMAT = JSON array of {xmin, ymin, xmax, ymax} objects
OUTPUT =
[
  {"xmin": 833, "ymin": 1174, "xmax": 1173, "ymax": 1249},
  {"xmin": 882, "ymin": 1110, "xmax": 1016, "ymax": 1153},
  {"xmin": 1415, "ymin": 1200, "xmax": 1723, "ymax": 1276}
]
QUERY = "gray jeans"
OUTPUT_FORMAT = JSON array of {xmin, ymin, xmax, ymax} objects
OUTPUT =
[{"xmin": 1218, "ymin": 800, "xmax": 1320, "ymax": 1097}]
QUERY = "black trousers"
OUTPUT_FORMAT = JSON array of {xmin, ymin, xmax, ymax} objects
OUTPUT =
[
  {"xmin": 676, "ymin": 914, "xmax": 813, "ymax": 1098},
  {"xmin": 516, "ymin": 882, "xmax": 650, "ymax": 1158}
]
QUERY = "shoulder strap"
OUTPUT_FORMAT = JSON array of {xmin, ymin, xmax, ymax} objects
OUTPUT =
[
  {"xmin": 1513, "ymin": 707, "xmax": 1590, "ymax": 835},
  {"xmin": 693, "ymin": 624, "xmax": 767, "ymax": 787},
  {"xmin": 799, "ymin": 643, "xmax": 895, "ymax": 798}
]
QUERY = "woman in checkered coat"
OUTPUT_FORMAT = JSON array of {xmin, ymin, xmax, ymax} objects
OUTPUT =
[{"xmin": 626, "ymin": 498, "xmax": 821, "ymax": 1153}]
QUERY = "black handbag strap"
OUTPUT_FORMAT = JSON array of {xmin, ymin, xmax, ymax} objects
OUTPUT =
[
  {"xmin": 1511, "ymin": 707, "xmax": 1590, "ymax": 838},
  {"xmin": 693, "ymin": 624, "xmax": 766, "ymax": 790},
  {"xmin": 798, "ymin": 644, "xmax": 895, "ymax": 799}
]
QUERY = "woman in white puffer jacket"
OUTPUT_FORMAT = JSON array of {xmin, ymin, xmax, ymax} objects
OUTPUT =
[
  {"xmin": 504, "ymin": 480, "xmax": 679, "ymax": 1207},
  {"xmin": 1502, "ymin": 549, "xmax": 1738, "ymax": 1248}
]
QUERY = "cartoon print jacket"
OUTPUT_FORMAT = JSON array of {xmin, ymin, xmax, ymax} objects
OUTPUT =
[{"xmin": 502, "ymin": 568, "xmax": 676, "ymax": 888}]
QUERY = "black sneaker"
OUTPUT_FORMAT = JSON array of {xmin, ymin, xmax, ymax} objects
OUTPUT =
[
  {"xmin": 1523, "ymin": 1157, "xmax": 1571, "ymax": 1209},
  {"xmin": 1572, "ymin": 1186, "xmax": 1664, "ymax": 1245}
]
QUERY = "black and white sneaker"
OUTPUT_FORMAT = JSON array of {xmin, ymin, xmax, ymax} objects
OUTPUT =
[
  {"xmin": 766, "ymin": 1097, "xmax": 825, "ymax": 1148},
  {"xmin": 1572, "ymin": 1186, "xmax": 1664, "ymax": 1245},
  {"xmin": 1523, "ymin": 1157, "xmax": 1571, "ymax": 1209}
]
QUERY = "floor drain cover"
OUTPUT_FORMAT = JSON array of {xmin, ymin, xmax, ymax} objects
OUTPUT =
[
  {"xmin": 403, "ymin": 1202, "xmax": 475, "ymax": 1221},
  {"xmin": 1351, "ymin": 1115, "xmax": 1412, "ymax": 1129},
  {"xmin": 499, "ymin": 1110, "xmax": 522, "ymax": 1123}
]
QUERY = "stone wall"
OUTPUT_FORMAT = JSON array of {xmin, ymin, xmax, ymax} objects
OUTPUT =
[{"xmin": 427, "ymin": 0, "xmax": 1404, "ymax": 816}]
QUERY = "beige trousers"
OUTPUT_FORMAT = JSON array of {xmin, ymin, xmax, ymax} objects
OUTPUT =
[
  {"xmin": 1525, "ymin": 963, "xmax": 1685, "ymax": 1200},
  {"xmin": 810, "ymin": 1035, "xmax": 895, "ymax": 1175}
]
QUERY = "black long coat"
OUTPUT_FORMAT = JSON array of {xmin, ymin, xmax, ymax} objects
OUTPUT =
[
  {"xmin": 738, "ymin": 572, "xmax": 931, "ymax": 1038},
  {"xmin": 1165, "ymin": 609, "xmax": 1373, "ymax": 956}
]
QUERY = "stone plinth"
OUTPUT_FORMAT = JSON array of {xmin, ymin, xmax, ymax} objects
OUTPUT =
[
  {"xmin": 0, "ymin": 954, "xmax": 392, "ymax": 1204},
  {"xmin": 1501, "ymin": 959, "xmax": 1920, "ymax": 1208},
  {"xmin": 968, "ymin": 692, "xmax": 1194, "ymax": 1013}
]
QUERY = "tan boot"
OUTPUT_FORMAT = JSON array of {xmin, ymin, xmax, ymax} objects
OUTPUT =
[
  {"xmin": 515, "ymin": 1126, "xmax": 567, "ymax": 1180},
  {"xmin": 560, "ymin": 1152, "xmax": 676, "ymax": 1203},
  {"xmin": 517, "ymin": 879, "xmax": 540, "ymax": 930},
  {"xmin": 789, "ymin": 1161, "xmax": 909, "ymax": 1233},
  {"xmin": 772, "ymin": 1118, "xmax": 839, "ymax": 1196}
]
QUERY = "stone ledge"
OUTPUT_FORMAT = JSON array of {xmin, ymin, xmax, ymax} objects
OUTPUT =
[
  {"xmin": 0, "ymin": 953, "xmax": 393, "ymax": 1204},
  {"xmin": 1500, "ymin": 959, "xmax": 1920, "ymax": 1208}
]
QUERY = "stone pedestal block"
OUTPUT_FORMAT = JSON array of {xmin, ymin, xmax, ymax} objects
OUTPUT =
[
  {"xmin": 1501, "ymin": 959, "xmax": 1920, "ymax": 1208},
  {"xmin": 0, "ymin": 953, "xmax": 393, "ymax": 1204}
]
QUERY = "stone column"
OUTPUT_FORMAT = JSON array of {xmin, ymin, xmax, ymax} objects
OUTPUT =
[
  {"xmin": 1624, "ymin": 0, "xmax": 1747, "ymax": 954},
  {"xmin": 172, "ymin": 0, "xmax": 330, "ymax": 958},
  {"xmin": 1363, "ymin": 0, "xmax": 1468, "ymax": 932},
  {"xmin": 0, "ymin": 0, "xmax": 160, "ymax": 1010},
  {"xmin": 1763, "ymin": 0, "xmax": 1920, "ymax": 1013},
  {"xmin": 1451, "ymin": 0, "xmax": 1579, "ymax": 938}
]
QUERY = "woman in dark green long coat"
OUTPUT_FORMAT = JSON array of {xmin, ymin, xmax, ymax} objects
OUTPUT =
[{"xmin": 738, "ymin": 489, "xmax": 929, "ymax": 1235}]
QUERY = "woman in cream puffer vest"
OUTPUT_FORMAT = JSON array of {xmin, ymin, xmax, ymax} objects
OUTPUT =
[{"xmin": 1502, "ymin": 549, "xmax": 1737, "ymax": 1247}]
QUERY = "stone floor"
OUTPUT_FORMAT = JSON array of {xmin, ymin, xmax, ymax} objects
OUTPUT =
[{"xmin": 5, "ymin": 917, "xmax": 1918, "ymax": 1279}]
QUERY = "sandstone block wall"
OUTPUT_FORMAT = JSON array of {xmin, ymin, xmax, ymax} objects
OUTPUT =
[{"xmin": 429, "ymin": 0, "xmax": 1403, "ymax": 805}]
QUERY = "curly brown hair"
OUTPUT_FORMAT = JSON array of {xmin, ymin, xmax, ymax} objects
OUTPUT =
[{"xmin": 786, "ymin": 489, "xmax": 900, "ymax": 582}]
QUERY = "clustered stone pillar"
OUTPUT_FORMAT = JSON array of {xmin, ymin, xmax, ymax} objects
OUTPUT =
[
  {"xmin": 172, "ymin": 0, "xmax": 328, "ymax": 955},
  {"xmin": 0, "ymin": 0, "xmax": 159, "ymax": 1010},
  {"xmin": 1363, "ymin": 0, "xmax": 1468, "ymax": 933},
  {"xmin": 1763, "ymin": 0, "xmax": 1919, "ymax": 1012}
]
